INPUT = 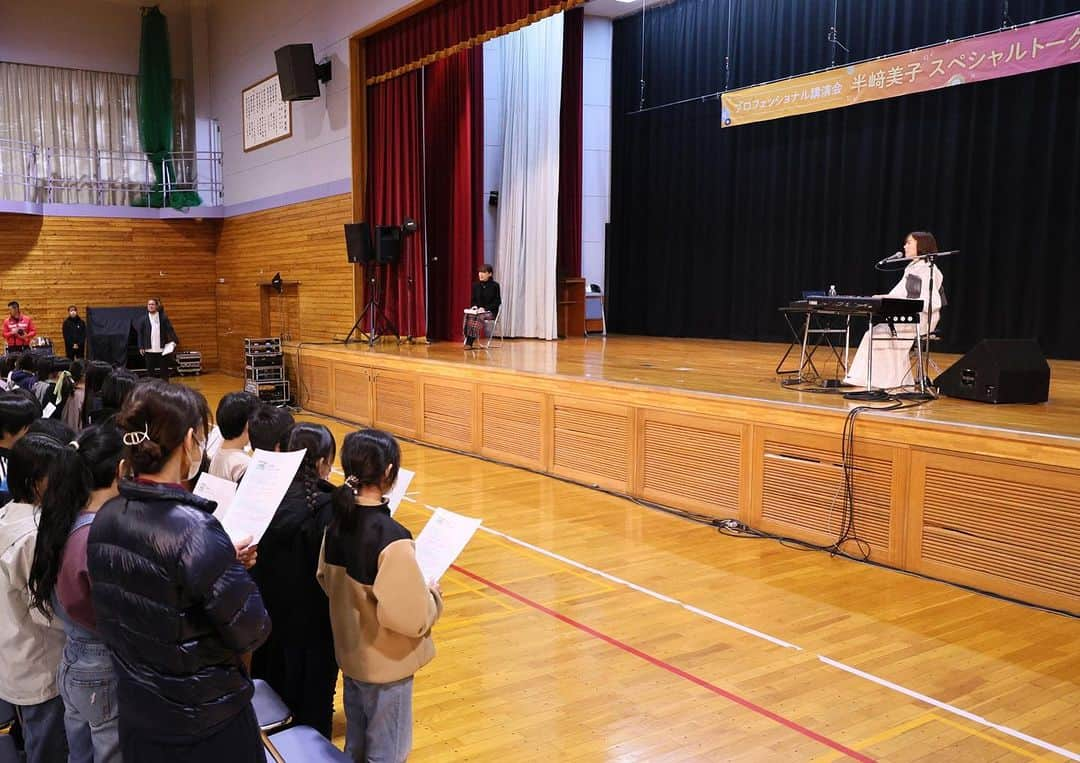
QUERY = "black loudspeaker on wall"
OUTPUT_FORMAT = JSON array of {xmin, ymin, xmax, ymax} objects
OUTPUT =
[
  {"xmin": 344, "ymin": 223, "xmax": 374, "ymax": 264},
  {"xmin": 274, "ymin": 44, "xmax": 330, "ymax": 101},
  {"xmin": 935, "ymin": 339, "xmax": 1050, "ymax": 404},
  {"xmin": 375, "ymin": 225, "xmax": 402, "ymax": 265}
]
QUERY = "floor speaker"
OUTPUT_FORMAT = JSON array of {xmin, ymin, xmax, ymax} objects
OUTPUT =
[{"xmin": 935, "ymin": 339, "xmax": 1050, "ymax": 404}]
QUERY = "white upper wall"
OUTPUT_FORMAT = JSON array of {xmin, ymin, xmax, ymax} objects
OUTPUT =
[
  {"xmin": 0, "ymin": 0, "xmax": 193, "ymax": 82},
  {"xmin": 206, "ymin": 0, "xmax": 414, "ymax": 205}
]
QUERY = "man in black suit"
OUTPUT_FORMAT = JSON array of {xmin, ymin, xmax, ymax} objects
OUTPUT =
[{"xmin": 134, "ymin": 298, "xmax": 178, "ymax": 381}]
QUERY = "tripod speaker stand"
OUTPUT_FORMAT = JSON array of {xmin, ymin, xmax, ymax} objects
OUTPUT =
[
  {"xmin": 343, "ymin": 222, "xmax": 401, "ymax": 347},
  {"xmin": 345, "ymin": 263, "xmax": 400, "ymax": 346}
]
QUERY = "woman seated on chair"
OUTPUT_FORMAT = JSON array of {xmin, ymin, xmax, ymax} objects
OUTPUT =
[
  {"xmin": 843, "ymin": 231, "xmax": 946, "ymax": 390},
  {"xmin": 464, "ymin": 264, "xmax": 501, "ymax": 348}
]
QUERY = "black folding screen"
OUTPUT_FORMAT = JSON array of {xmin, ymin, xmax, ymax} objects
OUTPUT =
[{"xmin": 608, "ymin": 0, "xmax": 1080, "ymax": 358}]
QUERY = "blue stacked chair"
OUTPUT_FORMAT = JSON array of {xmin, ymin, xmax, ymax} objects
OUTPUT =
[{"xmin": 253, "ymin": 680, "xmax": 348, "ymax": 763}]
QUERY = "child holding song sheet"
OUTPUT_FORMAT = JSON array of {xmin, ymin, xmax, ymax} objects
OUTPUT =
[{"xmin": 317, "ymin": 429, "xmax": 443, "ymax": 763}]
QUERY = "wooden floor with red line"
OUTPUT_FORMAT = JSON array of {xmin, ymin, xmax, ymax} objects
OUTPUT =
[{"xmin": 188, "ymin": 371, "xmax": 1079, "ymax": 762}]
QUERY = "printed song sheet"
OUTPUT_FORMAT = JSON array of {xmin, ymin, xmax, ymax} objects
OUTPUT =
[
  {"xmin": 193, "ymin": 472, "xmax": 239, "ymax": 521},
  {"xmin": 218, "ymin": 449, "xmax": 304, "ymax": 543},
  {"xmin": 387, "ymin": 468, "xmax": 415, "ymax": 516},
  {"xmin": 414, "ymin": 508, "xmax": 481, "ymax": 583}
]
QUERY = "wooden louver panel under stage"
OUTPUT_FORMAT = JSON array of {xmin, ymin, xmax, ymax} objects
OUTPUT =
[
  {"xmin": 641, "ymin": 416, "xmax": 740, "ymax": 517},
  {"xmin": 920, "ymin": 466, "xmax": 1080, "ymax": 599},
  {"xmin": 298, "ymin": 357, "xmax": 332, "ymax": 414},
  {"xmin": 760, "ymin": 439, "xmax": 892, "ymax": 555},
  {"xmin": 373, "ymin": 373, "xmax": 416, "ymax": 436},
  {"xmin": 332, "ymin": 365, "xmax": 370, "ymax": 423},
  {"xmin": 423, "ymin": 383, "xmax": 473, "ymax": 448},
  {"xmin": 552, "ymin": 402, "xmax": 629, "ymax": 490},
  {"xmin": 481, "ymin": 391, "xmax": 543, "ymax": 467}
]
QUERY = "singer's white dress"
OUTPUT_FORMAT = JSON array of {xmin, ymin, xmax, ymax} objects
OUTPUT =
[{"xmin": 843, "ymin": 258, "xmax": 945, "ymax": 390}]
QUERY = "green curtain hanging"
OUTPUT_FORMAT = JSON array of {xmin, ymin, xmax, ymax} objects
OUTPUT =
[{"xmin": 134, "ymin": 6, "xmax": 201, "ymax": 209}]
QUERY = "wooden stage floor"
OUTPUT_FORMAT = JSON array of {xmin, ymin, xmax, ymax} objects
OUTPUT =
[{"xmin": 309, "ymin": 335, "xmax": 1080, "ymax": 442}]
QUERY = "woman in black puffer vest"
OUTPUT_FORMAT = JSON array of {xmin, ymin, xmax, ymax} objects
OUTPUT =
[{"xmin": 87, "ymin": 380, "xmax": 271, "ymax": 761}]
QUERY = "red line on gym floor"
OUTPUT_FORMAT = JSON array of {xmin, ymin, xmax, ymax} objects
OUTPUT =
[{"xmin": 451, "ymin": 564, "xmax": 875, "ymax": 763}]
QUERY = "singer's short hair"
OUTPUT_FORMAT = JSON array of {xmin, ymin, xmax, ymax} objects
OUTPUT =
[
  {"xmin": 8, "ymin": 301, "xmax": 19, "ymax": 309},
  {"xmin": 907, "ymin": 231, "xmax": 939, "ymax": 255},
  {"xmin": 480, "ymin": 264, "xmax": 494, "ymax": 275}
]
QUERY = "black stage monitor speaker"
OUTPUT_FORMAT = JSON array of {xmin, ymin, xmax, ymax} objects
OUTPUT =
[
  {"xmin": 275, "ymin": 44, "xmax": 320, "ymax": 101},
  {"xmin": 375, "ymin": 225, "xmax": 402, "ymax": 264},
  {"xmin": 344, "ymin": 222, "xmax": 374, "ymax": 264},
  {"xmin": 935, "ymin": 339, "xmax": 1050, "ymax": 404}
]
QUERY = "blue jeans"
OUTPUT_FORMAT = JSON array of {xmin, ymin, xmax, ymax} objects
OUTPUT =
[
  {"xmin": 15, "ymin": 694, "xmax": 68, "ymax": 763},
  {"xmin": 58, "ymin": 637, "xmax": 121, "ymax": 763},
  {"xmin": 342, "ymin": 676, "xmax": 413, "ymax": 763}
]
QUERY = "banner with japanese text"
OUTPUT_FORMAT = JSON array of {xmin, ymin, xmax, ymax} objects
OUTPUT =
[{"xmin": 721, "ymin": 13, "xmax": 1080, "ymax": 128}]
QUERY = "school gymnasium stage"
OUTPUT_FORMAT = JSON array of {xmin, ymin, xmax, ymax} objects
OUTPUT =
[{"xmin": 284, "ymin": 334, "xmax": 1080, "ymax": 616}]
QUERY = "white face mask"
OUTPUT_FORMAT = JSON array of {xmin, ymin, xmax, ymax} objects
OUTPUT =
[{"xmin": 186, "ymin": 437, "xmax": 205, "ymax": 481}]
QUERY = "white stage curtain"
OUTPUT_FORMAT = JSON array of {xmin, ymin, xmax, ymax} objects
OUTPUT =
[
  {"xmin": 494, "ymin": 13, "xmax": 563, "ymax": 340},
  {"xmin": 0, "ymin": 62, "xmax": 191, "ymax": 204}
]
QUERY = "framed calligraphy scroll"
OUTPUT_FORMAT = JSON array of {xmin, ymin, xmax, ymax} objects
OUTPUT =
[{"xmin": 242, "ymin": 74, "xmax": 292, "ymax": 151}]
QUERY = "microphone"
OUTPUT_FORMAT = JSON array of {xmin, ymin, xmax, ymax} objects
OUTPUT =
[{"xmin": 876, "ymin": 251, "xmax": 905, "ymax": 266}]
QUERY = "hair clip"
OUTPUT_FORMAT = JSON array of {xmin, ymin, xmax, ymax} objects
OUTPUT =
[
  {"xmin": 345, "ymin": 475, "xmax": 360, "ymax": 493},
  {"xmin": 69, "ymin": 440, "xmax": 80, "ymax": 451},
  {"xmin": 122, "ymin": 424, "xmax": 150, "ymax": 446}
]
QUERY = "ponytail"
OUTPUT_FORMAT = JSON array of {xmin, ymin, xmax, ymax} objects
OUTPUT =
[
  {"xmin": 331, "ymin": 481, "xmax": 359, "ymax": 533},
  {"xmin": 27, "ymin": 425, "xmax": 124, "ymax": 618},
  {"xmin": 28, "ymin": 444, "xmax": 91, "ymax": 617}
]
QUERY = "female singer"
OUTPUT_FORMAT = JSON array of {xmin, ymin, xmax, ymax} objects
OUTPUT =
[{"xmin": 843, "ymin": 231, "xmax": 946, "ymax": 390}]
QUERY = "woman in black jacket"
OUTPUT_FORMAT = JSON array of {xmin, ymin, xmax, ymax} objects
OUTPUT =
[
  {"xmin": 86, "ymin": 380, "xmax": 271, "ymax": 761},
  {"xmin": 464, "ymin": 264, "xmax": 501, "ymax": 348},
  {"xmin": 251, "ymin": 422, "xmax": 338, "ymax": 738}
]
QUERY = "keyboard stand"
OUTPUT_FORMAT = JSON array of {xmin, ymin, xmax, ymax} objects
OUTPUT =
[{"xmin": 776, "ymin": 307, "xmax": 851, "ymax": 384}]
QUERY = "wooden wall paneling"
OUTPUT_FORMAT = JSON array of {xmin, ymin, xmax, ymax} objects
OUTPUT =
[
  {"xmin": 551, "ymin": 396, "xmax": 631, "ymax": 492},
  {"xmin": 756, "ymin": 426, "xmax": 898, "ymax": 564},
  {"xmin": 909, "ymin": 451, "xmax": 1080, "ymax": 612},
  {"xmin": 332, "ymin": 361, "xmax": 372, "ymax": 424},
  {"xmin": 296, "ymin": 351, "xmax": 333, "ymax": 414},
  {"xmin": 372, "ymin": 369, "xmax": 419, "ymax": 438},
  {"xmin": 420, "ymin": 377, "xmax": 475, "ymax": 451},
  {"xmin": 214, "ymin": 194, "xmax": 356, "ymax": 375},
  {"xmin": 478, "ymin": 384, "xmax": 548, "ymax": 470},
  {"xmin": 0, "ymin": 214, "xmax": 221, "ymax": 368},
  {"xmin": 637, "ymin": 409, "xmax": 742, "ymax": 520},
  {"xmin": 260, "ymin": 284, "xmax": 302, "ymax": 340}
]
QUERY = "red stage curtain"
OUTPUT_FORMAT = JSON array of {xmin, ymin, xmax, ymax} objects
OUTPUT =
[
  {"xmin": 367, "ymin": 71, "xmax": 426, "ymax": 339},
  {"xmin": 556, "ymin": 6, "xmax": 583, "ymax": 280},
  {"xmin": 367, "ymin": 0, "xmax": 585, "ymax": 83},
  {"xmin": 423, "ymin": 47, "xmax": 485, "ymax": 342}
]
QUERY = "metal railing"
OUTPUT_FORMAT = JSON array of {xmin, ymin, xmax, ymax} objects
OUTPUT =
[{"xmin": 0, "ymin": 139, "xmax": 223, "ymax": 207}]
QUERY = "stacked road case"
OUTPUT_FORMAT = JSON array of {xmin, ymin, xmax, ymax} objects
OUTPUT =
[{"xmin": 243, "ymin": 337, "xmax": 289, "ymax": 405}]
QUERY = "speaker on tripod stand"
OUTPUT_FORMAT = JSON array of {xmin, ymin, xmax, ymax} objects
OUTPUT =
[{"xmin": 343, "ymin": 223, "xmax": 401, "ymax": 345}]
